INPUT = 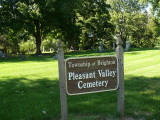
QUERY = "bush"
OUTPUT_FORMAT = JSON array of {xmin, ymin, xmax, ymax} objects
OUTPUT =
[
  {"xmin": 19, "ymin": 37, "xmax": 36, "ymax": 53},
  {"xmin": 41, "ymin": 39, "xmax": 58, "ymax": 52}
]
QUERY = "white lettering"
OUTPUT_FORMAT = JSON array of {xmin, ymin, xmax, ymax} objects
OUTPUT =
[
  {"xmin": 77, "ymin": 80, "xmax": 109, "ymax": 89},
  {"xmin": 97, "ymin": 60, "xmax": 116, "ymax": 66},
  {"xmin": 68, "ymin": 72, "xmax": 96, "ymax": 80},
  {"xmin": 98, "ymin": 70, "xmax": 102, "ymax": 77},
  {"xmin": 83, "ymin": 83, "xmax": 86, "ymax": 88},
  {"xmin": 98, "ymin": 69, "xmax": 117, "ymax": 78},
  {"xmin": 104, "ymin": 81, "xmax": 108, "ymax": 87},
  {"xmin": 99, "ymin": 81, "xmax": 102, "ymax": 87},
  {"xmin": 68, "ymin": 72, "xmax": 73, "ymax": 80},
  {"xmin": 67, "ymin": 61, "xmax": 92, "ymax": 68},
  {"xmin": 87, "ymin": 82, "xmax": 93, "ymax": 88},
  {"xmin": 68, "ymin": 62, "xmax": 72, "ymax": 68},
  {"xmin": 75, "ymin": 74, "xmax": 79, "ymax": 80},
  {"xmin": 78, "ymin": 81, "xmax": 83, "ymax": 89}
]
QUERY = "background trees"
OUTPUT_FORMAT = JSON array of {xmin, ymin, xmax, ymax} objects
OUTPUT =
[
  {"xmin": 0, "ymin": 0, "xmax": 160, "ymax": 55},
  {"xmin": 16, "ymin": 0, "xmax": 57, "ymax": 55},
  {"xmin": 78, "ymin": 0, "xmax": 114, "ymax": 50},
  {"xmin": 107, "ymin": 0, "xmax": 145, "ymax": 41}
]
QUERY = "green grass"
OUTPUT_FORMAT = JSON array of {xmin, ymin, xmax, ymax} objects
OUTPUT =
[{"xmin": 0, "ymin": 48, "xmax": 160, "ymax": 120}]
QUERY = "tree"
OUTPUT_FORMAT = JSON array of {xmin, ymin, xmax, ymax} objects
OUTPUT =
[
  {"xmin": 51, "ymin": 0, "xmax": 82, "ymax": 50},
  {"xmin": 130, "ymin": 13, "xmax": 156, "ymax": 48},
  {"xmin": 107, "ymin": 0, "xmax": 146, "ymax": 43},
  {"xmin": 0, "ymin": 0, "xmax": 58, "ymax": 55},
  {"xmin": 0, "ymin": 34, "xmax": 9, "ymax": 55},
  {"xmin": 0, "ymin": 30, "xmax": 28, "ymax": 55},
  {"xmin": 78, "ymin": 0, "xmax": 114, "ymax": 50},
  {"xmin": 141, "ymin": 0, "xmax": 160, "ymax": 47},
  {"xmin": 16, "ymin": 1, "xmax": 50, "ymax": 55}
]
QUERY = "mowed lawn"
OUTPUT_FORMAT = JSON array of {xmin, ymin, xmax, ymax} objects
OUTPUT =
[{"xmin": 0, "ymin": 48, "xmax": 160, "ymax": 120}]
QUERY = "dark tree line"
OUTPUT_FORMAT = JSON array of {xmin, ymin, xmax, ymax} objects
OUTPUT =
[{"xmin": 0, "ymin": 0, "xmax": 160, "ymax": 55}]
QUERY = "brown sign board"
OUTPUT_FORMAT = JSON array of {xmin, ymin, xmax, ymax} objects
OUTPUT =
[{"xmin": 65, "ymin": 56, "xmax": 118, "ymax": 95}]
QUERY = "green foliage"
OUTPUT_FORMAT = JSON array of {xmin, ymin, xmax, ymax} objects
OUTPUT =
[
  {"xmin": 107, "ymin": 0, "xmax": 160, "ymax": 48},
  {"xmin": 19, "ymin": 37, "xmax": 36, "ymax": 53},
  {"xmin": 0, "ymin": 34, "xmax": 9, "ymax": 46},
  {"xmin": 41, "ymin": 39, "xmax": 58, "ymax": 52},
  {"xmin": 0, "ymin": 31, "xmax": 21, "ymax": 54},
  {"xmin": 15, "ymin": 0, "xmax": 58, "ymax": 54},
  {"xmin": 16, "ymin": 1, "xmax": 42, "ymax": 35},
  {"xmin": 143, "ymin": 0, "xmax": 160, "ymax": 47},
  {"xmin": 1, "ymin": 0, "xmax": 160, "ymax": 52},
  {"xmin": 107, "ymin": 0, "xmax": 146, "ymax": 40},
  {"xmin": 129, "ymin": 13, "xmax": 154, "ymax": 48},
  {"xmin": 78, "ymin": 0, "xmax": 114, "ymax": 50},
  {"xmin": 17, "ymin": 2, "xmax": 41, "ymax": 19},
  {"xmin": 52, "ymin": 0, "xmax": 83, "ymax": 50}
]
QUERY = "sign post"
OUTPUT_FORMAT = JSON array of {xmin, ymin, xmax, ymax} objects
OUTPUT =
[
  {"xmin": 57, "ymin": 37, "xmax": 124, "ymax": 119},
  {"xmin": 116, "ymin": 36, "xmax": 125, "ymax": 117},
  {"xmin": 57, "ymin": 39, "xmax": 68, "ymax": 120}
]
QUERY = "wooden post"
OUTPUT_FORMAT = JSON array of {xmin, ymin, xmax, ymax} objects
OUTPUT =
[
  {"xmin": 116, "ymin": 36, "xmax": 124, "ymax": 117},
  {"xmin": 57, "ymin": 39, "xmax": 68, "ymax": 120}
]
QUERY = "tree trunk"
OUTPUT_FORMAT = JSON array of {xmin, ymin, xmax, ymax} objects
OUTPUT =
[
  {"xmin": 4, "ymin": 46, "xmax": 7, "ymax": 56},
  {"xmin": 92, "ymin": 31, "xmax": 95, "ymax": 50},
  {"xmin": 68, "ymin": 38, "xmax": 75, "ymax": 50},
  {"xmin": 35, "ymin": 21, "xmax": 42, "ymax": 55}
]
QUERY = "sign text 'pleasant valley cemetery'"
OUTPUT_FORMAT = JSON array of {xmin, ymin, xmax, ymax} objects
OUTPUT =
[{"xmin": 65, "ymin": 56, "xmax": 118, "ymax": 95}]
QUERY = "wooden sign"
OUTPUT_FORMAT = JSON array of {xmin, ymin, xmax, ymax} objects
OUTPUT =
[{"xmin": 65, "ymin": 56, "xmax": 118, "ymax": 95}]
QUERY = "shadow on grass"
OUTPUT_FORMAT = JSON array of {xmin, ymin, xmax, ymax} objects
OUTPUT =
[
  {"xmin": 0, "ymin": 75, "xmax": 160, "ymax": 120},
  {"xmin": 0, "ymin": 77, "xmax": 61, "ymax": 120},
  {"xmin": 125, "ymin": 75, "xmax": 160, "ymax": 120},
  {"xmin": 0, "ymin": 55, "xmax": 55, "ymax": 63},
  {"xmin": 64, "ymin": 50, "xmax": 116, "ymax": 59}
]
